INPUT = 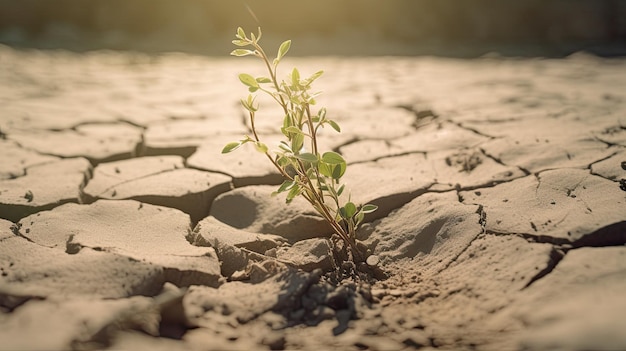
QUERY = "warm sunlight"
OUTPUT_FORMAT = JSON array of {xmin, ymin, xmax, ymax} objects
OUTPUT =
[{"xmin": 0, "ymin": 0, "xmax": 622, "ymax": 55}]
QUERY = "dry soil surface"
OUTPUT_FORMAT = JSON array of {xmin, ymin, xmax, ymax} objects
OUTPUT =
[{"xmin": 1, "ymin": 45, "xmax": 625, "ymax": 350}]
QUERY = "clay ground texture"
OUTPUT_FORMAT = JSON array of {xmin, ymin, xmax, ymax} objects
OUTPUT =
[{"xmin": 0, "ymin": 45, "xmax": 625, "ymax": 350}]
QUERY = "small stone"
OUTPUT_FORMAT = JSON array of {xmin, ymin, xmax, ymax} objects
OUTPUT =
[
  {"xmin": 366, "ymin": 255, "xmax": 380, "ymax": 266},
  {"xmin": 23, "ymin": 190, "xmax": 33, "ymax": 202}
]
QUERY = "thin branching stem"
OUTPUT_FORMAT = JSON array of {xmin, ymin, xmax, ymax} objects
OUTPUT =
[
  {"xmin": 226, "ymin": 27, "xmax": 378, "ymax": 263},
  {"xmin": 249, "ymin": 111, "xmax": 293, "ymax": 180},
  {"xmin": 254, "ymin": 43, "xmax": 289, "ymax": 116}
]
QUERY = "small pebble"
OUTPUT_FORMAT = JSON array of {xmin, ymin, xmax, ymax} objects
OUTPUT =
[{"xmin": 366, "ymin": 255, "xmax": 380, "ymax": 266}]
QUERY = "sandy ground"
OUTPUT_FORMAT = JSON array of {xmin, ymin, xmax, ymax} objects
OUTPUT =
[{"xmin": 1, "ymin": 45, "xmax": 625, "ymax": 350}]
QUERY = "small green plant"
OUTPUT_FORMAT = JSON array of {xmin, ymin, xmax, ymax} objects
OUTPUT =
[{"xmin": 222, "ymin": 27, "xmax": 377, "ymax": 263}]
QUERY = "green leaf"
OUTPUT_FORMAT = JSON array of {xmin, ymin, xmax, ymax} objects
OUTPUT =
[
  {"xmin": 307, "ymin": 70, "xmax": 324, "ymax": 83},
  {"xmin": 331, "ymin": 162, "xmax": 346, "ymax": 179},
  {"xmin": 355, "ymin": 211, "xmax": 365, "ymax": 226},
  {"xmin": 246, "ymin": 94, "xmax": 257, "ymax": 109},
  {"xmin": 238, "ymin": 73, "xmax": 259, "ymax": 88},
  {"xmin": 254, "ymin": 141, "xmax": 268, "ymax": 153},
  {"xmin": 256, "ymin": 77, "xmax": 272, "ymax": 83},
  {"xmin": 230, "ymin": 49, "xmax": 254, "ymax": 57},
  {"xmin": 291, "ymin": 133, "xmax": 304, "ymax": 153},
  {"xmin": 296, "ymin": 152, "xmax": 318, "ymax": 164},
  {"xmin": 282, "ymin": 115, "xmax": 292, "ymax": 133},
  {"xmin": 321, "ymin": 151, "xmax": 345, "ymax": 165},
  {"xmin": 240, "ymin": 96, "xmax": 258, "ymax": 112},
  {"xmin": 231, "ymin": 40, "xmax": 250, "ymax": 47},
  {"xmin": 291, "ymin": 67, "xmax": 300, "ymax": 87},
  {"xmin": 278, "ymin": 141, "xmax": 292, "ymax": 153},
  {"xmin": 222, "ymin": 141, "xmax": 242, "ymax": 153},
  {"xmin": 328, "ymin": 120, "xmax": 341, "ymax": 133},
  {"xmin": 318, "ymin": 161, "xmax": 346, "ymax": 180},
  {"xmin": 361, "ymin": 204, "xmax": 378, "ymax": 214},
  {"xmin": 340, "ymin": 202, "xmax": 357, "ymax": 220},
  {"xmin": 276, "ymin": 40, "xmax": 291, "ymax": 62},
  {"xmin": 275, "ymin": 180, "xmax": 295, "ymax": 194},
  {"xmin": 306, "ymin": 167, "xmax": 317, "ymax": 179},
  {"xmin": 236, "ymin": 27, "xmax": 246, "ymax": 39},
  {"xmin": 308, "ymin": 91, "xmax": 322, "ymax": 99},
  {"xmin": 344, "ymin": 202, "xmax": 357, "ymax": 218},
  {"xmin": 276, "ymin": 155, "xmax": 290, "ymax": 167},
  {"xmin": 284, "ymin": 126, "xmax": 304, "ymax": 135},
  {"xmin": 319, "ymin": 108, "xmax": 327, "ymax": 120},
  {"xmin": 337, "ymin": 184, "xmax": 345, "ymax": 196},
  {"xmin": 319, "ymin": 162, "xmax": 332, "ymax": 178},
  {"xmin": 286, "ymin": 183, "xmax": 301, "ymax": 203}
]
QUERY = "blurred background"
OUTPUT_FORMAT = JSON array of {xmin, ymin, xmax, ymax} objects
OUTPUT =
[{"xmin": 0, "ymin": 0, "xmax": 625, "ymax": 56}]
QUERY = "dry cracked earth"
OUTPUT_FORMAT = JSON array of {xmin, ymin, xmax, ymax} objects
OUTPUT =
[{"xmin": 1, "ymin": 45, "xmax": 625, "ymax": 350}]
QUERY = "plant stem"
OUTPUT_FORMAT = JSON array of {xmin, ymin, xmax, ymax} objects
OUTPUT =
[
  {"xmin": 248, "ymin": 111, "xmax": 293, "ymax": 180},
  {"xmin": 254, "ymin": 43, "xmax": 289, "ymax": 116},
  {"xmin": 304, "ymin": 105, "xmax": 325, "ymax": 200},
  {"xmin": 240, "ymin": 34, "xmax": 364, "ymax": 262},
  {"xmin": 305, "ymin": 105, "xmax": 319, "ymax": 155}
]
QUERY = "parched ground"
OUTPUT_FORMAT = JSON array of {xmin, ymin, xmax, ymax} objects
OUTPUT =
[{"xmin": 1, "ymin": 45, "xmax": 625, "ymax": 350}]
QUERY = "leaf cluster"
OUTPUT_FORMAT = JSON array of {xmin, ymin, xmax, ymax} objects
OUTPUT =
[{"xmin": 223, "ymin": 27, "xmax": 377, "ymax": 262}]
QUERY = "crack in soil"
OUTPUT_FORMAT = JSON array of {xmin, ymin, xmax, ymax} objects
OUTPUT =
[
  {"xmin": 8, "ymin": 223, "xmax": 31, "ymax": 244},
  {"xmin": 395, "ymin": 104, "xmax": 439, "ymax": 130},
  {"xmin": 522, "ymin": 247, "xmax": 566, "ymax": 289},
  {"xmin": 588, "ymin": 149, "xmax": 624, "ymax": 179},
  {"xmin": 365, "ymin": 187, "xmax": 433, "ymax": 223},
  {"xmin": 449, "ymin": 120, "xmax": 497, "ymax": 140},
  {"xmin": 486, "ymin": 219, "xmax": 626, "ymax": 249},
  {"xmin": 142, "ymin": 144, "xmax": 199, "ymax": 160},
  {"xmin": 519, "ymin": 221, "xmax": 626, "ymax": 289},
  {"xmin": 593, "ymin": 124, "xmax": 626, "ymax": 147},
  {"xmin": 329, "ymin": 136, "xmax": 361, "ymax": 153},
  {"xmin": 453, "ymin": 175, "xmax": 530, "ymax": 194},
  {"xmin": 479, "ymin": 146, "xmax": 532, "ymax": 176},
  {"xmin": 85, "ymin": 167, "xmax": 185, "ymax": 200},
  {"xmin": 435, "ymin": 201, "xmax": 485, "ymax": 274},
  {"xmin": 347, "ymin": 150, "xmax": 427, "ymax": 166},
  {"xmin": 438, "ymin": 231, "xmax": 483, "ymax": 275}
]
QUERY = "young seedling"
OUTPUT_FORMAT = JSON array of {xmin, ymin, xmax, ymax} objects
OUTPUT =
[{"xmin": 222, "ymin": 27, "xmax": 377, "ymax": 263}]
